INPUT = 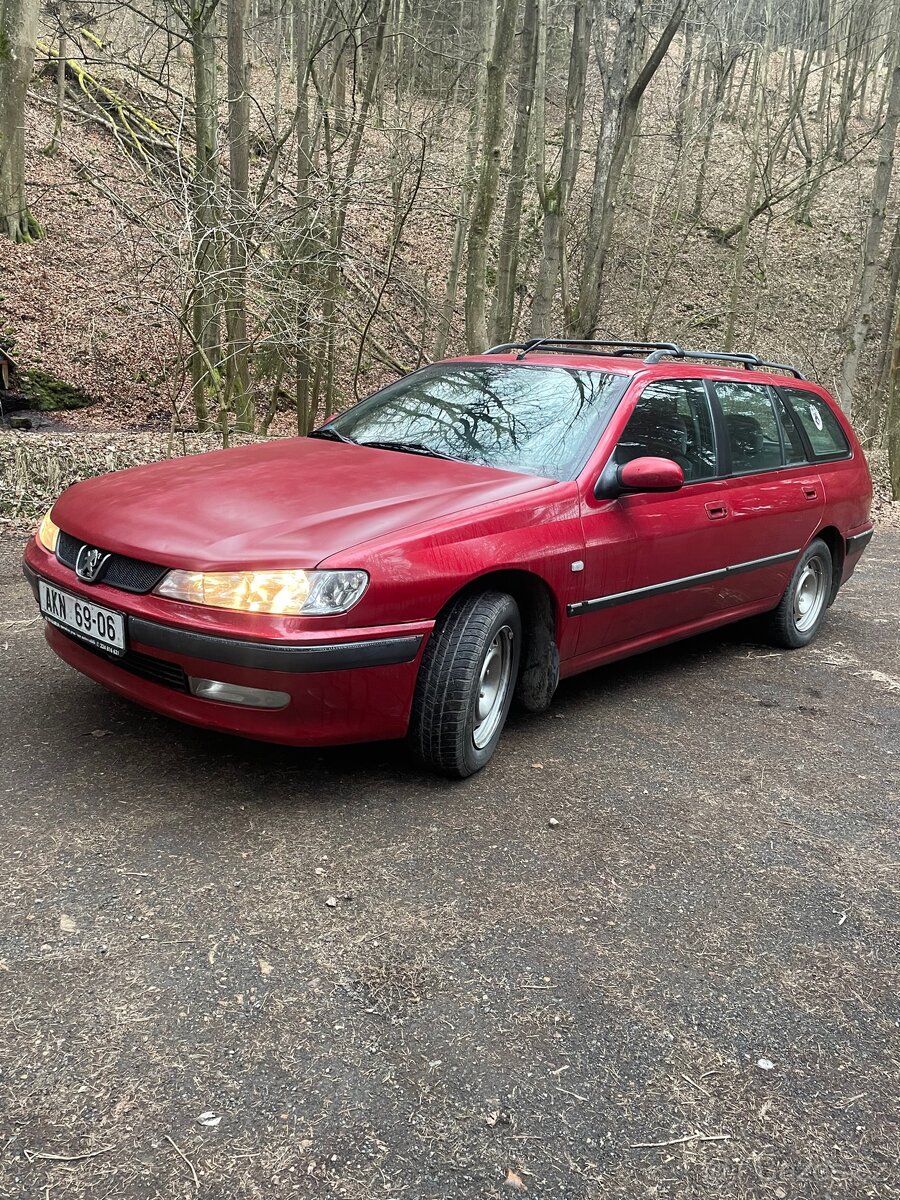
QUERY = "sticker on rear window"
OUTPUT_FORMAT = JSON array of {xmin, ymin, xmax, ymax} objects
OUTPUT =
[{"xmin": 809, "ymin": 403, "xmax": 824, "ymax": 431}]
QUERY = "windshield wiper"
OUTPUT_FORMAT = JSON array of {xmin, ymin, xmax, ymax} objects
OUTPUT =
[
  {"xmin": 358, "ymin": 439, "xmax": 460, "ymax": 461},
  {"xmin": 308, "ymin": 426, "xmax": 356, "ymax": 444}
]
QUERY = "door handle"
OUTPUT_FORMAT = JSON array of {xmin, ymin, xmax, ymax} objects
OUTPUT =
[
  {"xmin": 802, "ymin": 485, "xmax": 819, "ymax": 501},
  {"xmin": 705, "ymin": 502, "xmax": 728, "ymax": 520}
]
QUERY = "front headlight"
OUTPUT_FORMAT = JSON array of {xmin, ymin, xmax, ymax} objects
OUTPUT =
[
  {"xmin": 154, "ymin": 568, "xmax": 369, "ymax": 616},
  {"xmin": 37, "ymin": 509, "xmax": 60, "ymax": 553}
]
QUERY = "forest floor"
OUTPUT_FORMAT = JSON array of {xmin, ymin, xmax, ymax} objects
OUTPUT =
[
  {"xmin": 0, "ymin": 531, "xmax": 898, "ymax": 1200},
  {"xmin": 2, "ymin": 85, "xmax": 900, "ymax": 526},
  {"xmin": 0, "ymin": 59, "xmax": 895, "ymax": 416}
]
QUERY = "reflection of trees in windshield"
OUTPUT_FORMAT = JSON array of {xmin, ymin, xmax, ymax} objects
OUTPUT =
[{"xmin": 333, "ymin": 365, "xmax": 624, "ymax": 479}]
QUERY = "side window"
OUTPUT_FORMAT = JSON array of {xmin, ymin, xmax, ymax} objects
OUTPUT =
[
  {"xmin": 780, "ymin": 387, "xmax": 850, "ymax": 459},
  {"xmin": 773, "ymin": 392, "xmax": 807, "ymax": 464},
  {"xmin": 713, "ymin": 381, "xmax": 784, "ymax": 474},
  {"xmin": 615, "ymin": 379, "xmax": 716, "ymax": 482}
]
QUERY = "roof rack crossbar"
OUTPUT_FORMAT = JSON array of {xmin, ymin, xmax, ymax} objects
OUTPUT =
[
  {"xmin": 644, "ymin": 347, "xmax": 760, "ymax": 366},
  {"xmin": 644, "ymin": 346, "xmax": 805, "ymax": 378},
  {"xmin": 485, "ymin": 338, "xmax": 684, "ymax": 360},
  {"xmin": 755, "ymin": 359, "xmax": 806, "ymax": 380}
]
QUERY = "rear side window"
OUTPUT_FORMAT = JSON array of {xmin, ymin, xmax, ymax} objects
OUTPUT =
[
  {"xmin": 712, "ymin": 381, "xmax": 784, "ymax": 474},
  {"xmin": 615, "ymin": 378, "xmax": 716, "ymax": 481},
  {"xmin": 773, "ymin": 392, "xmax": 807, "ymax": 464},
  {"xmin": 780, "ymin": 387, "xmax": 850, "ymax": 459}
]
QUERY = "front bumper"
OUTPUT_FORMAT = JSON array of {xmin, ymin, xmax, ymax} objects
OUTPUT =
[{"xmin": 23, "ymin": 543, "xmax": 432, "ymax": 747}]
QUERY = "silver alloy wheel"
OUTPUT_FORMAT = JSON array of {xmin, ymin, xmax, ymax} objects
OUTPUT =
[
  {"xmin": 792, "ymin": 554, "xmax": 827, "ymax": 633},
  {"xmin": 472, "ymin": 625, "xmax": 514, "ymax": 749}
]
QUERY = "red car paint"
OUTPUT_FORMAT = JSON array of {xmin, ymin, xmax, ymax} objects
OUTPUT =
[{"xmin": 23, "ymin": 352, "xmax": 873, "ymax": 748}]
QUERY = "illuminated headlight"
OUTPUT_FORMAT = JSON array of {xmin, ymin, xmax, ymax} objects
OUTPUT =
[
  {"xmin": 154, "ymin": 568, "xmax": 368, "ymax": 616},
  {"xmin": 37, "ymin": 509, "xmax": 60, "ymax": 553}
]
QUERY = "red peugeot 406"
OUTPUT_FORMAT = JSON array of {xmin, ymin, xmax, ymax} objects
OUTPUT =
[{"xmin": 24, "ymin": 339, "xmax": 873, "ymax": 776}]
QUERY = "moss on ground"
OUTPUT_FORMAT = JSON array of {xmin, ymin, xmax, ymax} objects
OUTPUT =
[
  {"xmin": 18, "ymin": 367, "xmax": 95, "ymax": 411},
  {"xmin": 0, "ymin": 333, "xmax": 95, "ymax": 412}
]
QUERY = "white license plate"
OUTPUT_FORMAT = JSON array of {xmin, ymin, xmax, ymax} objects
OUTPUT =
[{"xmin": 39, "ymin": 580, "xmax": 126, "ymax": 656}]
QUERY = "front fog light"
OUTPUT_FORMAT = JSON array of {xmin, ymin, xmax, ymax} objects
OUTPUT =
[{"xmin": 189, "ymin": 677, "xmax": 290, "ymax": 709}]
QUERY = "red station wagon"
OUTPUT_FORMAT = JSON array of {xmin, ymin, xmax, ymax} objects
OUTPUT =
[{"xmin": 23, "ymin": 339, "xmax": 874, "ymax": 776}]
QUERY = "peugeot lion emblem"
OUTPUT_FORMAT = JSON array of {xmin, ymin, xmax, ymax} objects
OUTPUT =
[{"xmin": 75, "ymin": 544, "xmax": 111, "ymax": 584}]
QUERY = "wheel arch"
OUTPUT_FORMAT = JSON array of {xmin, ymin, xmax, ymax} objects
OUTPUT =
[
  {"xmin": 813, "ymin": 525, "xmax": 845, "ymax": 605},
  {"xmin": 435, "ymin": 569, "xmax": 562, "ymax": 712}
]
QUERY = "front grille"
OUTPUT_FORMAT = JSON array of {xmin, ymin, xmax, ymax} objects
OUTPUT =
[
  {"xmin": 57, "ymin": 532, "xmax": 169, "ymax": 594},
  {"xmin": 61, "ymin": 629, "xmax": 189, "ymax": 693}
]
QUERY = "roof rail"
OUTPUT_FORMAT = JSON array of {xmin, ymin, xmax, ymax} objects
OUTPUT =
[
  {"xmin": 483, "ymin": 339, "xmax": 806, "ymax": 379},
  {"xmin": 643, "ymin": 346, "xmax": 805, "ymax": 379},
  {"xmin": 756, "ymin": 359, "xmax": 806, "ymax": 380},
  {"xmin": 485, "ymin": 338, "xmax": 683, "ymax": 361}
]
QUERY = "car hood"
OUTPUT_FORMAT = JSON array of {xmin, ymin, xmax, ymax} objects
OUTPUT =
[{"xmin": 51, "ymin": 438, "xmax": 555, "ymax": 570}]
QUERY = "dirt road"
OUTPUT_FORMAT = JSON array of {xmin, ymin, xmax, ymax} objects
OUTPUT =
[{"xmin": 1, "ymin": 532, "xmax": 897, "ymax": 1199}]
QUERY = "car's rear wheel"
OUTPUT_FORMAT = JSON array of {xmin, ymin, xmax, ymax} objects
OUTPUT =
[
  {"xmin": 764, "ymin": 538, "xmax": 833, "ymax": 648},
  {"xmin": 411, "ymin": 591, "xmax": 521, "ymax": 778}
]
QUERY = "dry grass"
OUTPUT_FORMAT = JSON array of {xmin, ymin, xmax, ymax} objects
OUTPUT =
[
  {"xmin": 3, "ymin": 426, "xmax": 898, "ymax": 533},
  {"xmin": 0, "ymin": 429, "xmax": 266, "ymax": 522}
]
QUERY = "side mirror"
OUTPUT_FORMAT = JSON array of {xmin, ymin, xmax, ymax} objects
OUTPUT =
[
  {"xmin": 618, "ymin": 456, "xmax": 685, "ymax": 493},
  {"xmin": 594, "ymin": 455, "xmax": 685, "ymax": 498}
]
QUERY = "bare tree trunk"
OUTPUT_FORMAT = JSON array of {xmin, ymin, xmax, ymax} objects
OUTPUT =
[
  {"xmin": 46, "ymin": 15, "xmax": 67, "ymax": 156},
  {"xmin": 873, "ymin": 212, "xmax": 900, "ymax": 421},
  {"xmin": 333, "ymin": 29, "xmax": 349, "ymax": 133},
  {"xmin": 529, "ymin": 0, "xmax": 592, "ymax": 337},
  {"xmin": 432, "ymin": 1, "xmax": 493, "ymax": 359},
  {"xmin": 227, "ymin": 0, "xmax": 253, "ymax": 431},
  {"xmin": 674, "ymin": 17, "xmax": 693, "ymax": 150},
  {"xmin": 491, "ymin": 0, "xmax": 539, "ymax": 344},
  {"xmin": 838, "ymin": 0, "xmax": 900, "ymax": 417},
  {"xmin": 0, "ymin": 0, "xmax": 42, "ymax": 242},
  {"xmin": 724, "ymin": 10, "xmax": 769, "ymax": 351},
  {"xmin": 293, "ymin": 0, "xmax": 312, "ymax": 432},
  {"xmin": 272, "ymin": 0, "xmax": 284, "ymax": 188},
  {"xmin": 693, "ymin": 44, "xmax": 735, "ymax": 221},
  {"xmin": 889, "ymin": 307, "xmax": 900, "ymax": 496},
  {"xmin": 320, "ymin": 0, "xmax": 390, "ymax": 421},
  {"xmin": 572, "ymin": 0, "xmax": 686, "ymax": 338},
  {"xmin": 189, "ymin": 1, "xmax": 224, "ymax": 432},
  {"xmin": 464, "ymin": 0, "xmax": 518, "ymax": 353},
  {"xmin": 834, "ymin": 0, "xmax": 868, "ymax": 161}
]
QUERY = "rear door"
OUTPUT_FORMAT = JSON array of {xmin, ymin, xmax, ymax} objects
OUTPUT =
[{"xmin": 710, "ymin": 379, "xmax": 824, "ymax": 609}]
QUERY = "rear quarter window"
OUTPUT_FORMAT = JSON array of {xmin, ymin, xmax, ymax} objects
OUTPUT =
[{"xmin": 780, "ymin": 386, "xmax": 850, "ymax": 459}]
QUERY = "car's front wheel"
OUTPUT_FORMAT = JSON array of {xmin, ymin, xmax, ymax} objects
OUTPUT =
[
  {"xmin": 764, "ymin": 537, "xmax": 833, "ymax": 648},
  {"xmin": 411, "ymin": 591, "xmax": 521, "ymax": 778}
]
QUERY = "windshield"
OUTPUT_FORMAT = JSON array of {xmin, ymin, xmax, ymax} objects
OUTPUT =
[{"xmin": 326, "ymin": 363, "xmax": 628, "ymax": 480}]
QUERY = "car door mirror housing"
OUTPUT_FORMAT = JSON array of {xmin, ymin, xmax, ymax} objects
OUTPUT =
[{"xmin": 595, "ymin": 456, "xmax": 685, "ymax": 498}]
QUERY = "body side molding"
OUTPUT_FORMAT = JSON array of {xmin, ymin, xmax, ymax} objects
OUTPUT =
[{"xmin": 567, "ymin": 549, "xmax": 801, "ymax": 616}]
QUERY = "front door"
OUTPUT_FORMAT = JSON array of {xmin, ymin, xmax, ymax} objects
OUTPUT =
[{"xmin": 574, "ymin": 376, "xmax": 733, "ymax": 656}]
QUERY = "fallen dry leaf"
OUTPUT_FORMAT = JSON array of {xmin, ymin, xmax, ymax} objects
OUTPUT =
[
  {"xmin": 504, "ymin": 1169, "xmax": 527, "ymax": 1191},
  {"xmin": 59, "ymin": 914, "xmax": 77, "ymax": 933},
  {"xmin": 258, "ymin": 958, "xmax": 273, "ymax": 976}
]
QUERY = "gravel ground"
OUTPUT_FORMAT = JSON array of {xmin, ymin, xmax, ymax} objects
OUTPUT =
[{"xmin": 0, "ymin": 532, "xmax": 897, "ymax": 1199}]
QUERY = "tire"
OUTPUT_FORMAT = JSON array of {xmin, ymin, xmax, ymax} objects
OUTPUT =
[
  {"xmin": 763, "ymin": 538, "xmax": 833, "ymax": 649},
  {"xmin": 411, "ymin": 591, "xmax": 522, "ymax": 778}
]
